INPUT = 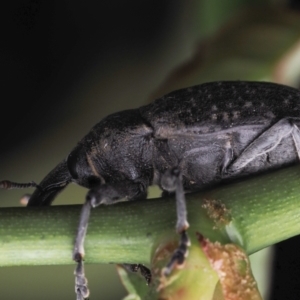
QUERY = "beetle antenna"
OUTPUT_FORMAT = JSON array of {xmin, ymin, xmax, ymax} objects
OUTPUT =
[{"xmin": 0, "ymin": 180, "xmax": 38, "ymax": 190}]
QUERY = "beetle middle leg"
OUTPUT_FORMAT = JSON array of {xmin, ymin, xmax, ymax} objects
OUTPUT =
[{"xmin": 160, "ymin": 167, "xmax": 190, "ymax": 275}]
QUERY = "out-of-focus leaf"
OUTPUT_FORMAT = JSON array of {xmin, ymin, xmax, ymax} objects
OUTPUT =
[{"xmin": 150, "ymin": 5, "xmax": 300, "ymax": 100}]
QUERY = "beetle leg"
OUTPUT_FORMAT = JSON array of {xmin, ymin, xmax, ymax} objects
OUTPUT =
[
  {"xmin": 73, "ymin": 199, "xmax": 91, "ymax": 300},
  {"xmin": 228, "ymin": 118, "xmax": 300, "ymax": 173},
  {"xmin": 75, "ymin": 259, "xmax": 89, "ymax": 300},
  {"xmin": 73, "ymin": 181, "xmax": 148, "ymax": 299},
  {"xmin": 163, "ymin": 231, "xmax": 190, "ymax": 276},
  {"xmin": 161, "ymin": 167, "xmax": 189, "ymax": 232},
  {"xmin": 122, "ymin": 264, "xmax": 152, "ymax": 284},
  {"xmin": 160, "ymin": 167, "xmax": 190, "ymax": 275}
]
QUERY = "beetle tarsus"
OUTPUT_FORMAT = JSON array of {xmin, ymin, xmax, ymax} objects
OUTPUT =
[
  {"xmin": 161, "ymin": 167, "xmax": 190, "ymax": 275},
  {"xmin": 122, "ymin": 264, "xmax": 152, "ymax": 284},
  {"xmin": 162, "ymin": 231, "xmax": 190, "ymax": 276},
  {"xmin": 75, "ymin": 259, "xmax": 89, "ymax": 300},
  {"xmin": 73, "ymin": 200, "xmax": 92, "ymax": 300}
]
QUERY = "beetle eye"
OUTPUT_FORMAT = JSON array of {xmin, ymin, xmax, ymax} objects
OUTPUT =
[{"xmin": 67, "ymin": 151, "xmax": 79, "ymax": 179}]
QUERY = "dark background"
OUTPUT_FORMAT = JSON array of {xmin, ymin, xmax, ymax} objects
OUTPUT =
[{"xmin": 0, "ymin": 1, "xmax": 182, "ymax": 154}]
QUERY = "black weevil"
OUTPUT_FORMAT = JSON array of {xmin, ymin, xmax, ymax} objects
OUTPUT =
[{"xmin": 2, "ymin": 80, "xmax": 300, "ymax": 299}]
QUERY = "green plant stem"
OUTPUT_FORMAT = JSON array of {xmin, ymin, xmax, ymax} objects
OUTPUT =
[{"xmin": 1, "ymin": 165, "xmax": 300, "ymax": 267}]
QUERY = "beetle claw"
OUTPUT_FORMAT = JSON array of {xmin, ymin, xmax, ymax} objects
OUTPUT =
[
  {"xmin": 160, "ymin": 168, "xmax": 191, "ymax": 276},
  {"xmin": 163, "ymin": 231, "xmax": 190, "ymax": 276},
  {"xmin": 75, "ymin": 260, "xmax": 89, "ymax": 300}
]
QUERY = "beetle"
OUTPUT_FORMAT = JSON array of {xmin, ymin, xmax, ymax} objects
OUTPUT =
[{"xmin": 2, "ymin": 80, "xmax": 300, "ymax": 299}]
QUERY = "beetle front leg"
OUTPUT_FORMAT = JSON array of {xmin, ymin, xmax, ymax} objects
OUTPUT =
[
  {"xmin": 73, "ymin": 181, "xmax": 148, "ymax": 300},
  {"xmin": 74, "ymin": 258, "xmax": 89, "ymax": 300},
  {"xmin": 73, "ymin": 199, "xmax": 91, "ymax": 300},
  {"xmin": 160, "ymin": 167, "xmax": 190, "ymax": 275}
]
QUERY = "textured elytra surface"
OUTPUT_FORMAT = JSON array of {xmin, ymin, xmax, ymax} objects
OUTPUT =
[
  {"xmin": 140, "ymin": 81, "xmax": 300, "ymax": 134},
  {"xmin": 139, "ymin": 81, "xmax": 300, "ymax": 189}
]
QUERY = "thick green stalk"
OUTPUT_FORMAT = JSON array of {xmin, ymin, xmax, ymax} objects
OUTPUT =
[{"xmin": 0, "ymin": 165, "xmax": 300, "ymax": 267}]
